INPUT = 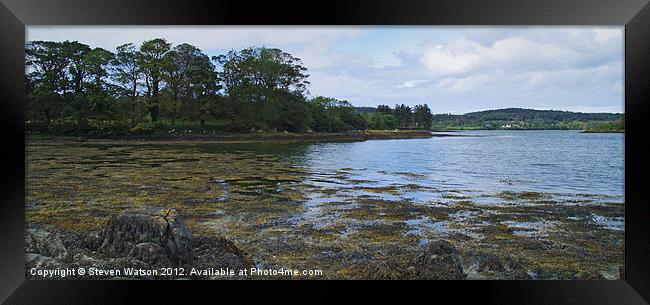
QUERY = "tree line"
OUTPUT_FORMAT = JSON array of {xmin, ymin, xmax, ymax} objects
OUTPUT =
[
  {"xmin": 26, "ymin": 38, "xmax": 434, "ymax": 135},
  {"xmin": 430, "ymin": 108, "xmax": 623, "ymax": 130},
  {"xmin": 362, "ymin": 104, "xmax": 433, "ymax": 130}
]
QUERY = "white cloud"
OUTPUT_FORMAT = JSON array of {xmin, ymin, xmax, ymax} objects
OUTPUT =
[
  {"xmin": 525, "ymin": 61, "xmax": 622, "ymax": 90},
  {"xmin": 307, "ymin": 72, "xmax": 380, "ymax": 101},
  {"xmin": 398, "ymin": 80, "xmax": 429, "ymax": 88},
  {"xmin": 422, "ymin": 44, "xmax": 482, "ymax": 76},
  {"xmin": 489, "ymin": 37, "xmax": 578, "ymax": 68},
  {"xmin": 439, "ymin": 74, "xmax": 493, "ymax": 92},
  {"xmin": 420, "ymin": 36, "xmax": 581, "ymax": 77},
  {"xmin": 27, "ymin": 26, "xmax": 366, "ymax": 54},
  {"xmin": 593, "ymin": 28, "xmax": 622, "ymax": 44},
  {"xmin": 293, "ymin": 45, "xmax": 368, "ymax": 70}
]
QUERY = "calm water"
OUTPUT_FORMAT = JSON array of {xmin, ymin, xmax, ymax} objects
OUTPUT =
[{"xmin": 199, "ymin": 130, "xmax": 625, "ymax": 202}]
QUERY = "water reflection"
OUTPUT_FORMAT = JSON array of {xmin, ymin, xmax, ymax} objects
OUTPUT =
[{"xmin": 184, "ymin": 130, "xmax": 624, "ymax": 206}]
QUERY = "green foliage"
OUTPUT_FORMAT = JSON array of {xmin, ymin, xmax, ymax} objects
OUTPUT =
[
  {"xmin": 129, "ymin": 121, "xmax": 164, "ymax": 134},
  {"xmin": 413, "ymin": 104, "xmax": 433, "ymax": 129},
  {"xmin": 363, "ymin": 112, "xmax": 397, "ymax": 130},
  {"xmin": 359, "ymin": 104, "xmax": 431, "ymax": 130},
  {"xmin": 112, "ymin": 43, "xmax": 142, "ymax": 101},
  {"xmin": 585, "ymin": 117, "xmax": 624, "ymax": 132},
  {"xmin": 139, "ymin": 38, "xmax": 172, "ymax": 122},
  {"xmin": 212, "ymin": 46, "xmax": 312, "ymax": 131},
  {"xmin": 86, "ymin": 119, "xmax": 133, "ymax": 135},
  {"xmin": 160, "ymin": 43, "xmax": 218, "ymax": 125},
  {"xmin": 26, "ymin": 41, "xmax": 116, "ymax": 135},
  {"xmin": 308, "ymin": 97, "xmax": 366, "ymax": 132},
  {"xmin": 114, "ymin": 96, "xmax": 149, "ymax": 126},
  {"xmin": 215, "ymin": 47, "xmax": 309, "ymax": 97},
  {"xmin": 394, "ymin": 104, "xmax": 413, "ymax": 129},
  {"xmin": 24, "ymin": 39, "xmax": 429, "ymax": 135},
  {"xmin": 377, "ymin": 105, "xmax": 392, "ymax": 114},
  {"xmin": 309, "ymin": 102, "xmax": 344, "ymax": 132},
  {"xmin": 26, "ymin": 89, "xmax": 64, "ymax": 129}
]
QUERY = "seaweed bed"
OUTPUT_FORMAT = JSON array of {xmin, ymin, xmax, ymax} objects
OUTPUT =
[{"xmin": 26, "ymin": 139, "xmax": 624, "ymax": 279}]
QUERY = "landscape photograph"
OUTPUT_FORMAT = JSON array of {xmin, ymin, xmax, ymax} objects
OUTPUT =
[{"xmin": 24, "ymin": 26, "xmax": 624, "ymax": 280}]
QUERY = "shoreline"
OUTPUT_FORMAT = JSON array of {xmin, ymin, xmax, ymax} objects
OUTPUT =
[
  {"xmin": 27, "ymin": 130, "xmax": 461, "ymax": 144},
  {"xmin": 25, "ymin": 129, "xmax": 622, "ymax": 146},
  {"xmin": 580, "ymin": 130, "xmax": 625, "ymax": 133}
]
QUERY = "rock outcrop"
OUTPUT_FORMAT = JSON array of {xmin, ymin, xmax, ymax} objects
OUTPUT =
[
  {"xmin": 25, "ymin": 229, "xmax": 68, "ymax": 273},
  {"xmin": 95, "ymin": 209, "xmax": 193, "ymax": 266},
  {"xmin": 462, "ymin": 251, "xmax": 531, "ymax": 280},
  {"xmin": 355, "ymin": 240, "xmax": 467, "ymax": 280},
  {"xmin": 408, "ymin": 240, "xmax": 466, "ymax": 280},
  {"xmin": 26, "ymin": 253, "xmax": 63, "ymax": 270},
  {"xmin": 193, "ymin": 236, "xmax": 255, "ymax": 277},
  {"xmin": 25, "ymin": 229, "xmax": 68, "ymax": 259},
  {"xmin": 26, "ymin": 208, "xmax": 254, "ymax": 279}
]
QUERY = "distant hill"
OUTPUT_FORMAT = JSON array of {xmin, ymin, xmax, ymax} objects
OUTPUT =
[{"xmin": 431, "ymin": 108, "xmax": 624, "ymax": 130}]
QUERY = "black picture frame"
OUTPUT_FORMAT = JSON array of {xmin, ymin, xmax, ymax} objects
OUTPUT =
[{"xmin": 1, "ymin": 0, "xmax": 649, "ymax": 304}]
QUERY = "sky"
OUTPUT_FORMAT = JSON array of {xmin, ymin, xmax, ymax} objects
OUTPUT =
[{"xmin": 27, "ymin": 26, "xmax": 624, "ymax": 114}]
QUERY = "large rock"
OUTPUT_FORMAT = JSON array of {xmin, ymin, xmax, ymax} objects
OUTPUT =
[
  {"xmin": 503, "ymin": 258, "xmax": 532, "ymax": 280},
  {"xmin": 409, "ymin": 240, "xmax": 466, "ymax": 280},
  {"xmin": 356, "ymin": 259, "xmax": 405, "ymax": 280},
  {"xmin": 26, "ymin": 253, "xmax": 63, "ymax": 270},
  {"xmin": 462, "ymin": 251, "xmax": 531, "ymax": 280},
  {"xmin": 25, "ymin": 229, "xmax": 68, "ymax": 259},
  {"xmin": 71, "ymin": 252, "xmax": 105, "ymax": 267},
  {"xmin": 128, "ymin": 242, "xmax": 163, "ymax": 265},
  {"xmin": 24, "ymin": 209, "xmax": 258, "ymax": 280},
  {"xmin": 96, "ymin": 209, "xmax": 192, "ymax": 266},
  {"xmin": 193, "ymin": 236, "xmax": 254, "ymax": 275}
]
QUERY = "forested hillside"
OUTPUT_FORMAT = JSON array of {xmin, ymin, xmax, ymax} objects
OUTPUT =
[{"xmin": 431, "ymin": 108, "xmax": 623, "ymax": 130}]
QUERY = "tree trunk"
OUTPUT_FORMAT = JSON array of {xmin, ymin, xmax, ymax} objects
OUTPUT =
[
  {"xmin": 149, "ymin": 98, "xmax": 159, "ymax": 122},
  {"xmin": 130, "ymin": 95, "xmax": 138, "ymax": 127}
]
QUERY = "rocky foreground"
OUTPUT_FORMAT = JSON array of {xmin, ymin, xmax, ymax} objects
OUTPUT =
[
  {"xmin": 26, "ymin": 209, "xmax": 253, "ymax": 280},
  {"xmin": 25, "ymin": 208, "xmax": 534, "ymax": 280}
]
